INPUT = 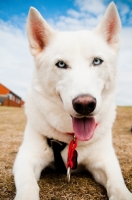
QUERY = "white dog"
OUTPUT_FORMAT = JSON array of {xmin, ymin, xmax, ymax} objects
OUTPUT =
[{"xmin": 13, "ymin": 2, "xmax": 132, "ymax": 200}]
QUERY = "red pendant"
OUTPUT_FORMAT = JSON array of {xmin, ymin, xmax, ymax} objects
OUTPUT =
[{"xmin": 67, "ymin": 136, "xmax": 78, "ymax": 170}]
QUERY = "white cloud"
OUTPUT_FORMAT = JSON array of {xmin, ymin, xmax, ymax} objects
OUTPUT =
[
  {"xmin": 0, "ymin": 1, "xmax": 132, "ymax": 105},
  {"xmin": 75, "ymin": 0, "xmax": 106, "ymax": 15},
  {"xmin": 116, "ymin": 28, "xmax": 132, "ymax": 105},
  {"xmin": 48, "ymin": 0, "xmax": 106, "ymax": 31},
  {"xmin": 48, "ymin": 9, "xmax": 102, "ymax": 31},
  {"xmin": 116, "ymin": 2, "xmax": 132, "ymax": 25},
  {"xmin": 67, "ymin": 9, "xmax": 82, "ymax": 19},
  {"xmin": 0, "ymin": 20, "xmax": 34, "ymax": 100},
  {"xmin": 118, "ymin": 2, "xmax": 130, "ymax": 16}
]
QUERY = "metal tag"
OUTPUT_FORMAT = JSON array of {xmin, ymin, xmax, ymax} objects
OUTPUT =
[{"xmin": 67, "ymin": 166, "xmax": 71, "ymax": 182}]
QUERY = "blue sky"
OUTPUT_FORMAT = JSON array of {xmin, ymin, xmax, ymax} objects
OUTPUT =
[
  {"xmin": 0, "ymin": 0, "xmax": 132, "ymax": 105},
  {"xmin": 0, "ymin": 0, "xmax": 132, "ymax": 26},
  {"xmin": 0, "ymin": 0, "xmax": 73, "ymax": 19}
]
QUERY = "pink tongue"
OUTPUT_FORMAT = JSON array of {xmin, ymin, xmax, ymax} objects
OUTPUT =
[{"xmin": 72, "ymin": 117, "xmax": 96, "ymax": 141}]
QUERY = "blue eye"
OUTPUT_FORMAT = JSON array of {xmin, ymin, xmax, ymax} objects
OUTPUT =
[
  {"xmin": 93, "ymin": 58, "xmax": 103, "ymax": 66},
  {"xmin": 56, "ymin": 61, "xmax": 67, "ymax": 69}
]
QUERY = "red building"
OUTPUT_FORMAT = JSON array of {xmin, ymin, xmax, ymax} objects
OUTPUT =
[{"xmin": 0, "ymin": 83, "xmax": 24, "ymax": 107}]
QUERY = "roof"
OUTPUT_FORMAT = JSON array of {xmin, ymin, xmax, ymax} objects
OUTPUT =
[{"xmin": 0, "ymin": 83, "xmax": 21, "ymax": 99}]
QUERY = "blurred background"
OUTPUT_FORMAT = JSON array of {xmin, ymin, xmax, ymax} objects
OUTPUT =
[{"xmin": 0, "ymin": 0, "xmax": 132, "ymax": 105}]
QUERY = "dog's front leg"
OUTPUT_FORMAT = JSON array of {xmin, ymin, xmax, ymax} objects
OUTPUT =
[
  {"xmin": 13, "ymin": 123, "xmax": 54, "ymax": 200},
  {"xmin": 84, "ymin": 141, "xmax": 132, "ymax": 200}
]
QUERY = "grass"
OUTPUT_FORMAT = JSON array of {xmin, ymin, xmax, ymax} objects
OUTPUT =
[{"xmin": 0, "ymin": 106, "xmax": 132, "ymax": 200}]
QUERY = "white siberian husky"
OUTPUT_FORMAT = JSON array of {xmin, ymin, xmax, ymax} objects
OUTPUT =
[{"xmin": 13, "ymin": 2, "xmax": 132, "ymax": 200}]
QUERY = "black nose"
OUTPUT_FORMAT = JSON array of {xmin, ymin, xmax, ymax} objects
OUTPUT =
[{"xmin": 72, "ymin": 94, "xmax": 96, "ymax": 115}]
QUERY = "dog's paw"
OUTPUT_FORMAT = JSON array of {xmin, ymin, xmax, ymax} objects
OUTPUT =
[
  {"xmin": 109, "ymin": 192, "xmax": 132, "ymax": 200},
  {"xmin": 107, "ymin": 182, "xmax": 132, "ymax": 200},
  {"xmin": 14, "ymin": 183, "xmax": 39, "ymax": 200}
]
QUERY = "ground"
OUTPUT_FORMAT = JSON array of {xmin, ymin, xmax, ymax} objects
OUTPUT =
[{"xmin": 0, "ymin": 106, "xmax": 132, "ymax": 200}]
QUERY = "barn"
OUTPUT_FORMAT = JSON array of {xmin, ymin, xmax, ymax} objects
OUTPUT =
[{"xmin": 0, "ymin": 83, "xmax": 24, "ymax": 107}]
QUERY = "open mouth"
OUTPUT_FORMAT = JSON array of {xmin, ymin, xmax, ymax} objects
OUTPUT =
[{"xmin": 72, "ymin": 117, "xmax": 97, "ymax": 141}]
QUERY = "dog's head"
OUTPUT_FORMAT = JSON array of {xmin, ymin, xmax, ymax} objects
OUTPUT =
[{"xmin": 27, "ymin": 3, "xmax": 121, "ymax": 141}]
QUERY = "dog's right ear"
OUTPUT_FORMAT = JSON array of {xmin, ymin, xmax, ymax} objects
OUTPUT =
[{"xmin": 27, "ymin": 7, "xmax": 55, "ymax": 56}]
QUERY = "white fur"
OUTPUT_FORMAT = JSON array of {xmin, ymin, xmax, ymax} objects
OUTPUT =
[{"xmin": 13, "ymin": 2, "xmax": 132, "ymax": 200}]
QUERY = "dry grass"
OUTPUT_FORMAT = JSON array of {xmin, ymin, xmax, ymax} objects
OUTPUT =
[{"xmin": 0, "ymin": 106, "xmax": 132, "ymax": 200}]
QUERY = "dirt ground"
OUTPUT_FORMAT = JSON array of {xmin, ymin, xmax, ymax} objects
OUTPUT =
[{"xmin": 0, "ymin": 106, "xmax": 132, "ymax": 200}]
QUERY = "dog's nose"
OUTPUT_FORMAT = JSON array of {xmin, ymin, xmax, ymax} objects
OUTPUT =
[{"xmin": 72, "ymin": 95, "xmax": 96, "ymax": 115}]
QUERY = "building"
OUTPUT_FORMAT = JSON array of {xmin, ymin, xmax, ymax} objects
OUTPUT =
[{"xmin": 0, "ymin": 83, "xmax": 24, "ymax": 107}]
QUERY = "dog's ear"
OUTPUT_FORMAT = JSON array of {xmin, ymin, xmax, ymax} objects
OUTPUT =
[
  {"xmin": 27, "ymin": 7, "xmax": 55, "ymax": 56},
  {"xmin": 95, "ymin": 2, "xmax": 121, "ymax": 50}
]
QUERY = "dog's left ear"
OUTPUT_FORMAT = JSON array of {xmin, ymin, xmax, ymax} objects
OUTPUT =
[
  {"xmin": 95, "ymin": 2, "xmax": 121, "ymax": 50},
  {"xmin": 27, "ymin": 7, "xmax": 56, "ymax": 56}
]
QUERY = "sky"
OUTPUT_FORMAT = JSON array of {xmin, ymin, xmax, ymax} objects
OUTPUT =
[{"xmin": 0, "ymin": 0, "xmax": 132, "ymax": 105}]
